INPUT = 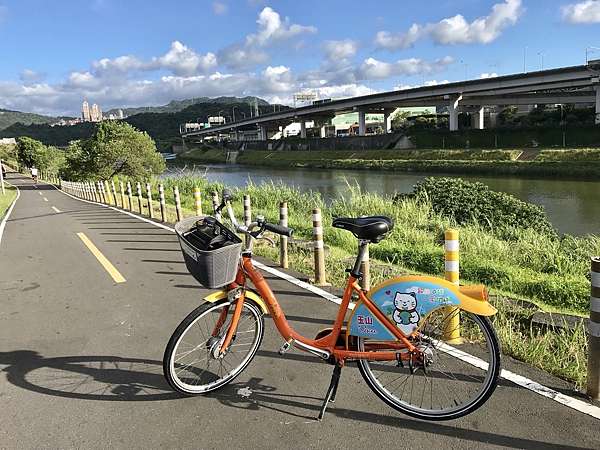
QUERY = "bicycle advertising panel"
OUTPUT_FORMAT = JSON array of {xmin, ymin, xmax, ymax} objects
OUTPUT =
[{"xmin": 348, "ymin": 276, "xmax": 461, "ymax": 339}]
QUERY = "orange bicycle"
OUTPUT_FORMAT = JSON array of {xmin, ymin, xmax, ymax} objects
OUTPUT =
[{"xmin": 163, "ymin": 190, "xmax": 500, "ymax": 420}]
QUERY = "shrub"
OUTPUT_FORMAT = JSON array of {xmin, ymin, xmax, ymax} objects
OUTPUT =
[{"xmin": 412, "ymin": 177, "xmax": 555, "ymax": 236}]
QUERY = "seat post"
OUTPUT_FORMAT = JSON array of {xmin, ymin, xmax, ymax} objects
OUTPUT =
[{"xmin": 351, "ymin": 239, "xmax": 370, "ymax": 278}]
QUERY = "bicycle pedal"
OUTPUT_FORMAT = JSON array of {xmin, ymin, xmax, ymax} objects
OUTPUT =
[{"xmin": 278, "ymin": 338, "xmax": 295, "ymax": 355}]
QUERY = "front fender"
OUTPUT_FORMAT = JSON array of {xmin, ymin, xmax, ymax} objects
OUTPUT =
[{"xmin": 203, "ymin": 289, "xmax": 269, "ymax": 314}]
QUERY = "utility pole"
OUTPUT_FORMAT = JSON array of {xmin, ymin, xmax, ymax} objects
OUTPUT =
[{"xmin": 523, "ymin": 46, "xmax": 527, "ymax": 72}]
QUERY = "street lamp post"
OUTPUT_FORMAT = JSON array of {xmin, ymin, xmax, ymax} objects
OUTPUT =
[
  {"xmin": 586, "ymin": 46, "xmax": 600, "ymax": 64},
  {"xmin": 537, "ymin": 51, "xmax": 545, "ymax": 70},
  {"xmin": 232, "ymin": 106, "xmax": 238, "ymax": 122}
]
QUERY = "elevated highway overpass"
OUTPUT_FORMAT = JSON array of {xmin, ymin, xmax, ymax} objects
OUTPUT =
[{"xmin": 181, "ymin": 62, "xmax": 600, "ymax": 142}]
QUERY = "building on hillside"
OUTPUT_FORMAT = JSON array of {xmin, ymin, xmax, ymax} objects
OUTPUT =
[
  {"xmin": 90, "ymin": 103, "xmax": 103, "ymax": 122},
  {"xmin": 82, "ymin": 100, "xmax": 91, "ymax": 122},
  {"xmin": 118, "ymin": 109, "xmax": 124, "ymax": 119},
  {"xmin": 0, "ymin": 137, "xmax": 16, "ymax": 145}
]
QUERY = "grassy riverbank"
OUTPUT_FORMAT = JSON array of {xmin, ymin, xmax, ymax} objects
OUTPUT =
[
  {"xmin": 0, "ymin": 184, "xmax": 17, "ymax": 219},
  {"xmin": 180, "ymin": 147, "xmax": 600, "ymax": 178}
]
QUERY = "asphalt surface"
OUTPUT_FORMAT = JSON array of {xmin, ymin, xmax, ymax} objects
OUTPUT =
[{"xmin": 1, "ymin": 173, "xmax": 599, "ymax": 449}]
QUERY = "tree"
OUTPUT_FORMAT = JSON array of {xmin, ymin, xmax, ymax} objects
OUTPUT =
[
  {"xmin": 62, "ymin": 121, "xmax": 165, "ymax": 181},
  {"xmin": 15, "ymin": 136, "xmax": 47, "ymax": 168}
]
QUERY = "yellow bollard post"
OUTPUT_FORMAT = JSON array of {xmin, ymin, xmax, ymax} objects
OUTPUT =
[
  {"xmin": 194, "ymin": 187, "xmax": 202, "ymax": 216},
  {"xmin": 279, "ymin": 201, "xmax": 288, "ymax": 269},
  {"xmin": 159, "ymin": 184, "xmax": 167, "ymax": 222},
  {"xmin": 104, "ymin": 180, "xmax": 113, "ymax": 205},
  {"xmin": 173, "ymin": 185, "xmax": 183, "ymax": 222},
  {"xmin": 111, "ymin": 180, "xmax": 118, "ymax": 207},
  {"xmin": 443, "ymin": 229, "xmax": 462, "ymax": 343},
  {"xmin": 312, "ymin": 208, "xmax": 329, "ymax": 286},
  {"xmin": 587, "ymin": 257, "xmax": 600, "ymax": 400},
  {"xmin": 136, "ymin": 182, "xmax": 143, "ymax": 213},
  {"xmin": 146, "ymin": 182, "xmax": 154, "ymax": 219},
  {"xmin": 126, "ymin": 182, "xmax": 133, "ymax": 211},
  {"xmin": 120, "ymin": 182, "xmax": 126, "ymax": 209}
]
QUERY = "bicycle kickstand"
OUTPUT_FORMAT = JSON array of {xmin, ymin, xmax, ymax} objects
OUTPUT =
[{"xmin": 317, "ymin": 363, "xmax": 342, "ymax": 421}]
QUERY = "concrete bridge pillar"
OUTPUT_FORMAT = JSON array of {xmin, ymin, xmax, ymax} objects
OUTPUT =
[
  {"xmin": 320, "ymin": 126, "xmax": 327, "ymax": 138},
  {"xmin": 383, "ymin": 111, "xmax": 393, "ymax": 133},
  {"xmin": 448, "ymin": 95, "xmax": 462, "ymax": 131},
  {"xmin": 472, "ymin": 107, "xmax": 485, "ymax": 130},
  {"xmin": 358, "ymin": 110, "xmax": 366, "ymax": 136},
  {"xmin": 259, "ymin": 125, "xmax": 267, "ymax": 141},
  {"xmin": 595, "ymin": 86, "xmax": 600, "ymax": 125},
  {"xmin": 300, "ymin": 120, "xmax": 307, "ymax": 138}
]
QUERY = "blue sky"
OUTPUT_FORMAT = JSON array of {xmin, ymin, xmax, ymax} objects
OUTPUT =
[{"xmin": 0, "ymin": 0, "xmax": 599, "ymax": 115}]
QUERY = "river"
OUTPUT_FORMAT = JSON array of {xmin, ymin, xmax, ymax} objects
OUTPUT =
[{"xmin": 166, "ymin": 163, "xmax": 599, "ymax": 236}]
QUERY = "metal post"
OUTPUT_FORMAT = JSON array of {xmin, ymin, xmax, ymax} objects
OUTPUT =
[
  {"xmin": 146, "ymin": 182, "xmax": 154, "ymax": 219},
  {"xmin": 136, "ymin": 182, "xmax": 143, "ymax": 214},
  {"xmin": 279, "ymin": 201, "xmax": 288, "ymax": 269},
  {"xmin": 588, "ymin": 257, "xmax": 600, "ymax": 400},
  {"xmin": 443, "ymin": 229, "xmax": 461, "ymax": 343},
  {"xmin": 312, "ymin": 208, "xmax": 328, "ymax": 286},
  {"xmin": 212, "ymin": 191, "xmax": 221, "ymax": 221},
  {"xmin": 194, "ymin": 187, "xmax": 202, "ymax": 216},
  {"xmin": 104, "ymin": 180, "xmax": 113, "ymax": 205},
  {"xmin": 127, "ymin": 182, "xmax": 133, "ymax": 211},
  {"xmin": 120, "ymin": 182, "xmax": 126, "ymax": 209},
  {"xmin": 173, "ymin": 185, "xmax": 183, "ymax": 222},
  {"xmin": 98, "ymin": 182, "xmax": 105, "ymax": 203},
  {"xmin": 159, "ymin": 184, "xmax": 166, "ymax": 222},
  {"xmin": 0, "ymin": 159, "xmax": 5, "ymax": 195},
  {"xmin": 360, "ymin": 245, "xmax": 371, "ymax": 291},
  {"xmin": 111, "ymin": 180, "xmax": 118, "ymax": 207}
]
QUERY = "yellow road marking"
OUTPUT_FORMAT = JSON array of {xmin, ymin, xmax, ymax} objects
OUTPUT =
[
  {"xmin": 76, "ymin": 232, "xmax": 126, "ymax": 283},
  {"xmin": 51, "ymin": 206, "xmax": 61, "ymax": 213}
]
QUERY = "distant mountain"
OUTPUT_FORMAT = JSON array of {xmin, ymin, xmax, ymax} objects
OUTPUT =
[
  {"xmin": 104, "ymin": 96, "xmax": 270, "ymax": 117},
  {"xmin": 0, "ymin": 108, "xmax": 61, "ymax": 131},
  {"xmin": 0, "ymin": 99, "xmax": 290, "ymax": 150}
]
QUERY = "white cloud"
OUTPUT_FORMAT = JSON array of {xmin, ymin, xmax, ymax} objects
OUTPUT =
[
  {"xmin": 246, "ymin": 7, "xmax": 316, "ymax": 47},
  {"xmin": 218, "ymin": 44, "xmax": 269, "ymax": 70},
  {"xmin": 213, "ymin": 1, "xmax": 227, "ymax": 15},
  {"xmin": 19, "ymin": 69, "xmax": 45, "ymax": 84},
  {"xmin": 375, "ymin": 24, "xmax": 422, "ymax": 50},
  {"xmin": 562, "ymin": 1, "xmax": 600, "ymax": 23},
  {"xmin": 376, "ymin": 0, "xmax": 522, "ymax": 49},
  {"xmin": 356, "ymin": 56, "xmax": 454, "ymax": 80},
  {"xmin": 480, "ymin": 72, "xmax": 498, "ymax": 79},
  {"xmin": 323, "ymin": 39, "xmax": 358, "ymax": 62},
  {"xmin": 151, "ymin": 41, "xmax": 217, "ymax": 76}
]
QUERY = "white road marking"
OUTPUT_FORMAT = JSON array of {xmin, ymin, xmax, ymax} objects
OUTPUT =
[
  {"xmin": 38, "ymin": 191, "xmax": 42, "ymax": 196},
  {"xmin": 51, "ymin": 181, "xmax": 600, "ymax": 420},
  {"xmin": 51, "ymin": 206, "xmax": 61, "ymax": 213},
  {"xmin": 43, "ymin": 197, "xmax": 48, "ymax": 202},
  {"xmin": 0, "ymin": 181, "xmax": 20, "ymax": 248}
]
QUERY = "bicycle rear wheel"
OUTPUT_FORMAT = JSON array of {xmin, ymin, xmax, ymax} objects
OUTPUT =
[
  {"xmin": 163, "ymin": 299, "xmax": 264, "ymax": 395},
  {"xmin": 358, "ymin": 310, "xmax": 500, "ymax": 420}
]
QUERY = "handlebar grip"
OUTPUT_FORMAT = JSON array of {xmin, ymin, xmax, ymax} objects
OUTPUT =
[{"xmin": 264, "ymin": 222, "xmax": 294, "ymax": 237}]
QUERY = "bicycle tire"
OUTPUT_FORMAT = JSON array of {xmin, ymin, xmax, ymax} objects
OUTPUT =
[
  {"xmin": 163, "ymin": 298, "xmax": 264, "ymax": 395},
  {"xmin": 358, "ymin": 312, "xmax": 500, "ymax": 420}
]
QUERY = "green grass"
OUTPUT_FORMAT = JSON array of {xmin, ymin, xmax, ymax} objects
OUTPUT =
[
  {"xmin": 536, "ymin": 148, "xmax": 600, "ymax": 162},
  {"xmin": 0, "ymin": 184, "xmax": 17, "ymax": 219}
]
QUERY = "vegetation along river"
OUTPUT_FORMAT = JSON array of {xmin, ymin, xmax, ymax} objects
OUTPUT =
[{"xmin": 166, "ymin": 163, "xmax": 600, "ymax": 236}]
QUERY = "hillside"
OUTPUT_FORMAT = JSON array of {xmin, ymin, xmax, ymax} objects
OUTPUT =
[
  {"xmin": 0, "ymin": 108, "xmax": 60, "ymax": 130},
  {"xmin": 0, "ymin": 99, "xmax": 289, "ymax": 150},
  {"xmin": 104, "ymin": 96, "xmax": 270, "ymax": 117}
]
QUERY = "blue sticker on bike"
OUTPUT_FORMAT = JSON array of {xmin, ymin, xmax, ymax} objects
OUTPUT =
[{"xmin": 349, "ymin": 278, "xmax": 461, "ymax": 339}]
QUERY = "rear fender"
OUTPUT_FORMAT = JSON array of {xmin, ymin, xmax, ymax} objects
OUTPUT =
[{"xmin": 203, "ymin": 289, "xmax": 269, "ymax": 314}]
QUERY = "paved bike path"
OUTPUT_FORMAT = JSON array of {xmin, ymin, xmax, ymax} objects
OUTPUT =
[{"xmin": 0, "ymin": 173, "xmax": 598, "ymax": 449}]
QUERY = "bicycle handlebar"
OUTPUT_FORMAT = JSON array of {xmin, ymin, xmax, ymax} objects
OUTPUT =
[{"xmin": 221, "ymin": 194, "xmax": 293, "ymax": 238}]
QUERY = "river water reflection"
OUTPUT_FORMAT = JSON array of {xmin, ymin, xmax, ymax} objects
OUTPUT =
[{"xmin": 166, "ymin": 163, "xmax": 599, "ymax": 236}]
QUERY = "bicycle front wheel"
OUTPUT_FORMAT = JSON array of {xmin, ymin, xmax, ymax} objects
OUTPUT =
[
  {"xmin": 163, "ymin": 299, "xmax": 264, "ymax": 395},
  {"xmin": 358, "ymin": 310, "xmax": 500, "ymax": 420}
]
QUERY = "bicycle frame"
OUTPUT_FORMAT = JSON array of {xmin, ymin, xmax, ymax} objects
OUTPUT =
[{"xmin": 219, "ymin": 254, "xmax": 417, "ymax": 363}]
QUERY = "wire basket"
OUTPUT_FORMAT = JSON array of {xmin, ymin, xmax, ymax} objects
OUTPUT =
[{"xmin": 175, "ymin": 216, "xmax": 242, "ymax": 289}]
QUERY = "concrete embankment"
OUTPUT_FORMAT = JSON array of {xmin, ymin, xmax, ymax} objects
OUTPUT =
[{"xmin": 179, "ymin": 147, "xmax": 600, "ymax": 179}]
